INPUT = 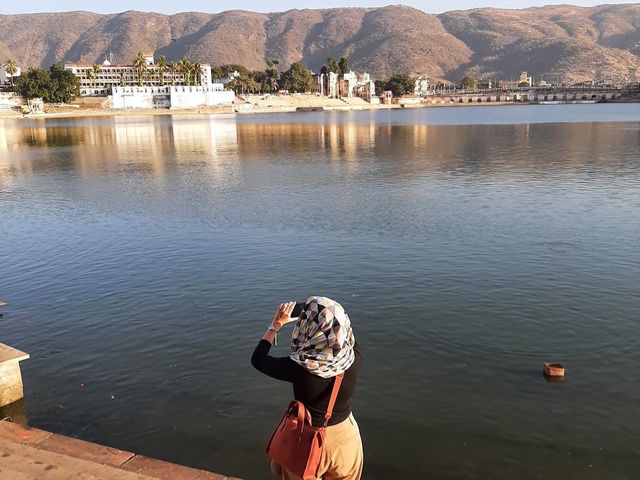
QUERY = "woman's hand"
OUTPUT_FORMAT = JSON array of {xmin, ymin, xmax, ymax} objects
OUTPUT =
[{"xmin": 271, "ymin": 302, "xmax": 296, "ymax": 331}]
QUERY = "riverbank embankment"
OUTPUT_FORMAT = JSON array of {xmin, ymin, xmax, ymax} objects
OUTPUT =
[
  {"xmin": 0, "ymin": 92, "xmax": 636, "ymax": 121},
  {"xmin": 0, "ymin": 419, "xmax": 241, "ymax": 480}
]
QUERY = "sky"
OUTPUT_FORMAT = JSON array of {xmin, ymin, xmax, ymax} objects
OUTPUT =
[{"xmin": 0, "ymin": 0, "xmax": 628, "ymax": 15}]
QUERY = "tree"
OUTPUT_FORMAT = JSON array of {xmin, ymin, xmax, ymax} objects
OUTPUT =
[
  {"xmin": 133, "ymin": 52, "xmax": 148, "ymax": 86},
  {"xmin": 4, "ymin": 59, "xmax": 19, "ymax": 87},
  {"xmin": 384, "ymin": 74, "xmax": 414, "ymax": 97},
  {"xmin": 212, "ymin": 64, "xmax": 251, "ymax": 79},
  {"xmin": 86, "ymin": 69, "xmax": 95, "ymax": 88},
  {"xmin": 338, "ymin": 57, "xmax": 350, "ymax": 75},
  {"xmin": 169, "ymin": 61, "xmax": 177, "ymax": 85},
  {"xmin": 325, "ymin": 57, "xmax": 339, "ymax": 74},
  {"xmin": 178, "ymin": 58, "xmax": 196, "ymax": 85},
  {"xmin": 17, "ymin": 68, "xmax": 51, "ymax": 100},
  {"xmin": 460, "ymin": 76, "xmax": 478, "ymax": 91},
  {"xmin": 226, "ymin": 74, "xmax": 261, "ymax": 95},
  {"xmin": 280, "ymin": 63, "xmax": 313, "ymax": 93},
  {"xmin": 91, "ymin": 64, "xmax": 101, "ymax": 87},
  {"xmin": 119, "ymin": 71, "xmax": 126, "ymax": 87},
  {"xmin": 157, "ymin": 55, "xmax": 168, "ymax": 85},
  {"xmin": 266, "ymin": 59, "xmax": 279, "ymax": 78},
  {"xmin": 193, "ymin": 62, "xmax": 203, "ymax": 85},
  {"xmin": 16, "ymin": 65, "xmax": 80, "ymax": 103},
  {"xmin": 48, "ymin": 65, "xmax": 81, "ymax": 103}
]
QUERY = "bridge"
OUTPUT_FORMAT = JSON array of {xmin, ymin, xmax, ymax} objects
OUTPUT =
[{"xmin": 423, "ymin": 87, "xmax": 639, "ymax": 105}]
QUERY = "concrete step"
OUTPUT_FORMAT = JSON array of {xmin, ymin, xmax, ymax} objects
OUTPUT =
[
  {"xmin": 0, "ymin": 420, "xmax": 241, "ymax": 480},
  {"xmin": 0, "ymin": 438, "xmax": 152, "ymax": 480}
]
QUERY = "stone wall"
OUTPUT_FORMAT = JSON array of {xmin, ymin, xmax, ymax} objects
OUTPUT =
[{"xmin": 110, "ymin": 85, "xmax": 234, "ymax": 110}]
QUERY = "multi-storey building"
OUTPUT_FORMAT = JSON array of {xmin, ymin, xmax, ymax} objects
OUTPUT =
[
  {"xmin": 313, "ymin": 70, "xmax": 374, "ymax": 101},
  {"xmin": 64, "ymin": 53, "xmax": 214, "ymax": 96}
]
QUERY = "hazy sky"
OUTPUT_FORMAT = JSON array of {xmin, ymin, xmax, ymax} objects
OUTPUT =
[{"xmin": 0, "ymin": 0, "xmax": 628, "ymax": 14}]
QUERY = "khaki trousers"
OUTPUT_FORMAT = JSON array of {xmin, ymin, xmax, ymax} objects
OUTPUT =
[{"xmin": 271, "ymin": 413, "xmax": 364, "ymax": 480}]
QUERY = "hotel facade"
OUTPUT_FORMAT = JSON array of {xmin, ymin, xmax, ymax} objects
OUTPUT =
[{"xmin": 64, "ymin": 53, "xmax": 214, "ymax": 96}]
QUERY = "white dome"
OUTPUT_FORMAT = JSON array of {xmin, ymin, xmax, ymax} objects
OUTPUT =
[{"xmin": 102, "ymin": 58, "xmax": 112, "ymax": 66}]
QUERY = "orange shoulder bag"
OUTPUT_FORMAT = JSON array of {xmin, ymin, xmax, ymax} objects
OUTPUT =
[{"xmin": 266, "ymin": 373, "xmax": 344, "ymax": 480}]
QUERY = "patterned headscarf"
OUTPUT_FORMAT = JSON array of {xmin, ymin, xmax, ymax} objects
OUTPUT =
[{"xmin": 289, "ymin": 296, "xmax": 356, "ymax": 378}]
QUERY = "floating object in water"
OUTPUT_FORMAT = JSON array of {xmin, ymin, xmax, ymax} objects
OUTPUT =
[
  {"xmin": 0, "ymin": 301, "xmax": 6, "ymax": 308},
  {"xmin": 544, "ymin": 362, "xmax": 565, "ymax": 377}
]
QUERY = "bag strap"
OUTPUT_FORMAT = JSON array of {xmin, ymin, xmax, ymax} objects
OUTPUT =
[{"xmin": 323, "ymin": 373, "xmax": 344, "ymax": 427}]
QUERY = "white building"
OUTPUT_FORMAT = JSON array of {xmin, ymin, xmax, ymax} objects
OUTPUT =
[
  {"xmin": 414, "ymin": 76, "xmax": 430, "ymax": 97},
  {"xmin": 312, "ymin": 70, "xmax": 375, "ymax": 101},
  {"xmin": 0, "ymin": 64, "xmax": 21, "ymax": 85},
  {"xmin": 65, "ymin": 53, "xmax": 214, "ymax": 96},
  {"xmin": 355, "ymin": 72, "xmax": 376, "ymax": 101},
  {"xmin": 110, "ymin": 85, "xmax": 235, "ymax": 110},
  {"xmin": 519, "ymin": 71, "xmax": 533, "ymax": 87},
  {"xmin": 313, "ymin": 72, "xmax": 339, "ymax": 98}
]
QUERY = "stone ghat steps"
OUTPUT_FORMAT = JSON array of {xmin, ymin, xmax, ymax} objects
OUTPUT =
[{"xmin": 0, "ymin": 420, "xmax": 242, "ymax": 480}]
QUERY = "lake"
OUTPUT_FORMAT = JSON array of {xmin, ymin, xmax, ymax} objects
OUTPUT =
[{"xmin": 1, "ymin": 104, "xmax": 639, "ymax": 480}]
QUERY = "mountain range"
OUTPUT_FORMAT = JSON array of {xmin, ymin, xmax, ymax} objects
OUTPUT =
[{"xmin": 1, "ymin": 4, "xmax": 639, "ymax": 83}]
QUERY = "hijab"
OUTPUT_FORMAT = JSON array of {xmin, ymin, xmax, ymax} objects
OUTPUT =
[{"xmin": 289, "ymin": 296, "xmax": 356, "ymax": 378}]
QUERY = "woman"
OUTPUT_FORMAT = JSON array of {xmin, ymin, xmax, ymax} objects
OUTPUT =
[{"xmin": 251, "ymin": 296, "xmax": 363, "ymax": 480}]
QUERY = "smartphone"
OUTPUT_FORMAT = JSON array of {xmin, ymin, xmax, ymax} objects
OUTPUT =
[{"xmin": 291, "ymin": 302, "xmax": 306, "ymax": 318}]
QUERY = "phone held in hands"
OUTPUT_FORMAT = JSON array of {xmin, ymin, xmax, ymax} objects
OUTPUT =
[{"xmin": 291, "ymin": 302, "xmax": 305, "ymax": 318}]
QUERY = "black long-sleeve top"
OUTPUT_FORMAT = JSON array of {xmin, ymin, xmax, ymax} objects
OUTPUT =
[{"xmin": 251, "ymin": 339, "xmax": 361, "ymax": 427}]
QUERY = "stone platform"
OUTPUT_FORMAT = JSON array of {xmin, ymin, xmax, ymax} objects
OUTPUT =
[{"xmin": 0, "ymin": 419, "xmax": 242, "ymax": 480}]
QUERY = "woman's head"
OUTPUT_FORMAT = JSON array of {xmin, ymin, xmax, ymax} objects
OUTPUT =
[{"xmin": 289, "ymin": 296, "xmax": 356, "ymax": 378}]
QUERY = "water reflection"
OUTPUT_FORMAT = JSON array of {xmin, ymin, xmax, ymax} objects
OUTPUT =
[
  {"xmin": 0, "ymin": 117, "xmax": 638, "ymax": 181},
  {"xmin": 0, "ymin": 117, "xmax": 241, "ymax": 179},
  {"xmin": 1, "ymin": 116, "xmax": 637, "ymax": 182}
]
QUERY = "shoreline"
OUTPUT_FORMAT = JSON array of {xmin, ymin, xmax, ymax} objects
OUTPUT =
[{"xmin": 0, "ymin": 98, "xmax": 637, "ymax": 121}]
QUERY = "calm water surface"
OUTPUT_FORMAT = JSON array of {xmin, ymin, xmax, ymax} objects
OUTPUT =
[{"xmin": 1, "ymin": 104, "xmax": 639, "ymax": 480}]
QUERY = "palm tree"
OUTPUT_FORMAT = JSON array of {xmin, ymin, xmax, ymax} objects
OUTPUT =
[
  {"xmin": 157, "ymin": 55, "xmax": 168, "ymax": 85},
  {"xmin": 169, "ymin": 61, "xmax": 177, "ymax": 85},
  {"xmin": 133, "ymin": 52, "xmax": 148, "ymax": 86},
  {"xmin": 178, "ymin": 58, "xmax": 194, "ymax": 86},
  {"xmin": 3, "ymin": 59, "xmax": 18, "ymax": 87},
  {"xmin": 266, "ymin": 58, "xmax": 279, "ymax": 78},
  {"xmin": 177, "ymin": 59, "xmax": 186, "ymax": 85},
  {"xmin": 86, "ymin": 69, "xmax": 95, "ymax": 88},
  {"xmin": 91, "ymin": 64, "xmax": 101, "ymax": 88},
  {"xmin": 193, "ymin": 62, "xmax": 203, "ymax": 86},
  {"xmin": 119, "ymin": 72, "xmax": 126, "ymax": 87}
]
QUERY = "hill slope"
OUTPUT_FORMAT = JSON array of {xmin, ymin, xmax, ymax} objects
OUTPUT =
[{"xmin": 0, "ymin": 4, "xmax": 638, "ymax": 83}]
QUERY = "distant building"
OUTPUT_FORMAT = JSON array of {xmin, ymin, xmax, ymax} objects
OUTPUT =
[
  {"xmin": 414, "ymin": 76, "xmax": 430, "ymax": 96},
  {"xmin": 65, "ymin": 53, "xmax": 214, "ymax": 96},
  {"xmin": 355, "ymin": 72, "xmax": 376, "ymax": 101},
  {"xmin": 313, "ymin": 72, "xmax": 339, "ymax": 98},
  {"xmin": 519, "ymin": 71, "xmax": 533, "ymax": 86},
  {"xmin": 313, "ymin": 69, "xmax": 375, "ymax": 101},
  {"xmin": 27, "ymin": 98, "xmax": 44, "ymax": 113},
  {"xmin": 0, "ymin": 64, "xmax": 21, "ymax": 85},
  {"xmin": 339, "ymin": 71, "xmax": 358, "ymax": 98},
  {"xmin": 477, "ymin": 79, "xmax": 493, "ymax": 90}
]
